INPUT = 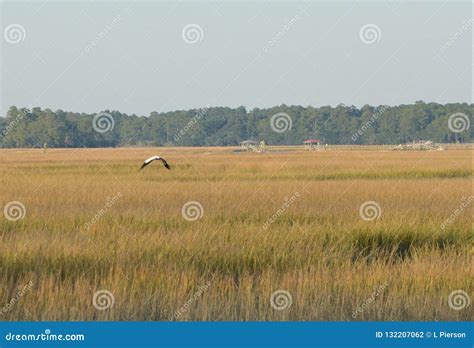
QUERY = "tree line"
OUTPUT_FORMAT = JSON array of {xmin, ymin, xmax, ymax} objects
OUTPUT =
[{"xmin": 0, "ymin": 102, "xmax": 471, "ymax": 148}]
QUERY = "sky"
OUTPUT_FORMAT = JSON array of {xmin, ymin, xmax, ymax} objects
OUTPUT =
[{"xmin": 1, "ymin": 0, "xmax": 472, "ymax": 116}]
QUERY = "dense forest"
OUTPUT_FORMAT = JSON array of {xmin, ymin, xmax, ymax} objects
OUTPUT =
[{"xmin": 0, "ymin": 102, "xmax": 471, "ymax": 148}]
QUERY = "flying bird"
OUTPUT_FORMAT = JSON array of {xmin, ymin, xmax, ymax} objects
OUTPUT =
[{"xmin": 140, "ymin": 156, "xmax": 171, "ymax": 170}]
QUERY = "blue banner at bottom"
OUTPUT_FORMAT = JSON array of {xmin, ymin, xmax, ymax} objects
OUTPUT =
[{"xmin": 0, "ymin": 322, "xmax": 472, "ymax": 347}]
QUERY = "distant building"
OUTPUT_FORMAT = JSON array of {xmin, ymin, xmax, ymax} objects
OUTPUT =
[
  {"xmin": 240, "ymin": 140, "xmax": 258, "ymax": 152},
  {"xmin": 393, "ymin": 140, "xmax": 445, "ymax": 151},
  {"xmin": 303, "ymin": 139, "xmax": 321, "ymax": 151}
]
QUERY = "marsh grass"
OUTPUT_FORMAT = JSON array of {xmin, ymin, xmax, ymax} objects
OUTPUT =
[{"xmin": 0, "ymin": 147, "xmax": 472, "ymax": 321}]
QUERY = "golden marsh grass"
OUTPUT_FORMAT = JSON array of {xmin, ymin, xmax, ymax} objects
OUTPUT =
[{"xmin": 0, "ymin": 147, "xmax": 472, "ymax": 320}]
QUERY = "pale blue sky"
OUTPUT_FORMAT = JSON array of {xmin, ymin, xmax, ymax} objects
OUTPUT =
[{"xmin": 1, "ymin": 1, "xmax": 472, "ymax": 116}]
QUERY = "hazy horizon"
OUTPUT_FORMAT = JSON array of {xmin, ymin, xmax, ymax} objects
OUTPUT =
[{"xmin": 1, "ymin": 1, "xmax": 472, "ymax": 116}]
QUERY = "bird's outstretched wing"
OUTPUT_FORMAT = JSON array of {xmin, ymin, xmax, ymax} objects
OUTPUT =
[
  {"xmin": 140, "ymin": 156, "xmax": 170, "ymax": 170},
  {"xmin": 139, "ymin": 162, "xmax": 150, "ymax": 170},
  {"xmin": 159, "ymin": 157, "xmax": 171, "ymax": 170}
]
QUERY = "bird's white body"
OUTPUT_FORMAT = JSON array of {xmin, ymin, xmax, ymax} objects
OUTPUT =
[{"xmin": 144, "ymin": 155, "xmax": 161, "ymax": 164}]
